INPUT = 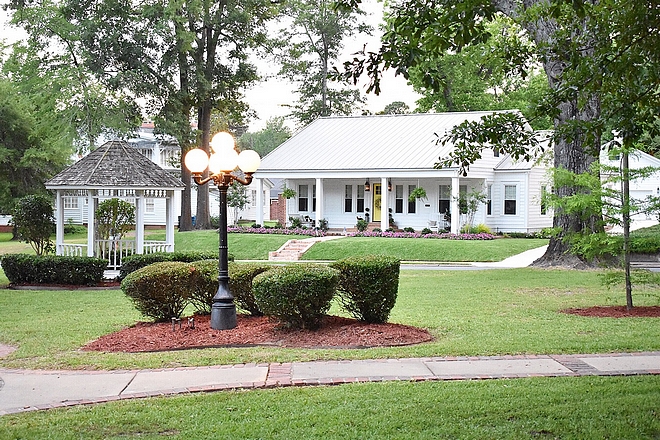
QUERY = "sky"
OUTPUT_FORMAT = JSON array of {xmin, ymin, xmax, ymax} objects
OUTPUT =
[{"xmin": 0, "ymin": 1, "xmax": 421, "ymax": 132}]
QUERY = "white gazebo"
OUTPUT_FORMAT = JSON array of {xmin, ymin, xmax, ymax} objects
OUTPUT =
[{"xmin": 45, "ymin": 141, "xmax": 184, "ymax": 268}]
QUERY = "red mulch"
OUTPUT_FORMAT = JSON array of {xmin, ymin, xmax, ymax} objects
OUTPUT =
[
  {"xmin": 82, "ymin": 314, "xmax": 434, "ymax": 353},
  {"xmin": 562, "ymin": 305, "xmax": 660, "ymax": 318}
]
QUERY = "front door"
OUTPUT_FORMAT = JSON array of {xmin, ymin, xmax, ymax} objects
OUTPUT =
[{"xmin": 372, "ymin": 183, "xmax": 382, "ymax": 222}]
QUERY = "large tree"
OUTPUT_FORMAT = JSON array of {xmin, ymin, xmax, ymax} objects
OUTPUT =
[
  {"xmin": 277, "ymin": 0, "xmax": 372, "ymax": 126},
  {"xmin": 7, "ymin": 0, "xmax": 277, "ymax": 230},
  {"xmin": 0, "ymin": 78, "xmax": 73, "ymax": 213},
  {"xmin": 340, "ymin": 0, "xmax": 617, "ymax": 266},
  {"xmin": 238, "ymin": 117, "xmax": 292, "ymax": 158}
]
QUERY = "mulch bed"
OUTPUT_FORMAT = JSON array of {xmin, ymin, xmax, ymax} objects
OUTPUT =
[
  {"xmin": 561, "ymin": 305, "xmax": 660, "ymax": 318},
  {"xmin": 82, "ymin": 314, "xmax": 434, "ymax": 352}
]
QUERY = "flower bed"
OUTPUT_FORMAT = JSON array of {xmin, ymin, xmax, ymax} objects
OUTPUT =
[
  {"xmin": 228, "ymin": 226, "xmax": 326, "ymax": 237},
  {"xmin": 227, "ymin": 226, "xmax": 496, "ymax": 240}
]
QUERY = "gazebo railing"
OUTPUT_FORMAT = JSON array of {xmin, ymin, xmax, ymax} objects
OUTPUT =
[
  {"xmin": 58, "ymin": 244, "xmax": 87, "ymax": 257},
  {"xmin": 95, "ymin": 239, "xmax": 173, "ymax": 270}
]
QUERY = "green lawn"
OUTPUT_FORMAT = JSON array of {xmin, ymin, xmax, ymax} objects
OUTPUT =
[
  {"xmin": 302, "ymin": 236, "xmax": 548, "ymax": 261},
  {"xmin": 2, "ymin": 376, "xmax": 659, "ymax": 439},
  {"xmin": 1, "ymin": 268, "xmax": 658, "ymax": 371}
]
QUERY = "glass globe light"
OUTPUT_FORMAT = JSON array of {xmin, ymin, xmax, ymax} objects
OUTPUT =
[
  {"xmin": 208, "ymin": 149, "xmax": 239, "ymax": 174},
  {"xmin": 184, "ymin": 148, "xmax": 209, "ymax": 173},
  {"xmin": 210, "ymin": 132, "xmax": 235, "ymax": 153},
  {"xmin": 237, "ymin": 149, "xmax": 261, "ymax": 173}
]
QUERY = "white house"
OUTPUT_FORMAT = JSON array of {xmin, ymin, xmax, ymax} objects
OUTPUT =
[{"xmin": 252, "ymin": 112, "xmax": 554, "ymax": 234}]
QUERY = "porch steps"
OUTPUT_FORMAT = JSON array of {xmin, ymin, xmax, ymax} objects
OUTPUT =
[{"xmin": 268, "ymin": 236, "xmax": 346, "ymax": 262}]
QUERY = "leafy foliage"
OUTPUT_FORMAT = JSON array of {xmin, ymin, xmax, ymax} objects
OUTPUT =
[
  {"xmin": 276, "ymin": 0, "xmax": 371, "ymax": 125},
  {"xmin": 190, "ymin": 260, "xmax": 272, "ymax": 316},
  {"xmin": 11, "ymin": 194, "xmax": 55, "ymax": 255},
  {"xmin": 238, "ymin": 117, "xmax": 292, "ymax": 157},
  {"xmin": 118, "ymin": 251, "xmax": 220, "ymax": 281},
  {"xmin": 121, "ymin": 262, "xmax": 195, "ymax": 322},
  {"xmin": 96, "ymin": 198, "xmax": 135, "ymax": 240},
  {"xmin": 330, "ymin": 255, "xmax": 400, "ymax": 323},
  {"xmin": 0, "ymin": 254, "xmax": 107, "ymax": 285},
  {"xmin": 253, "ymin": 264, "xmax": 339, "ymax": 329}
]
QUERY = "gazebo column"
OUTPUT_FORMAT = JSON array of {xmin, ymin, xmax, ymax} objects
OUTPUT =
[
  {"xmin": 166, "ymin": 191, "xmax": 175, "ymax": 252},
  {"xmin": 87, "ymin": 191, "xmax": 95, "ymax": 257},
  {"xmin": 315, "ymin": 178, "xmax": 323, "ymax": 228},
  {"xmin": 255, "ymin": 178, "xmax": 264, "ymax": 226},
  {"xmin": 135, "ymin": 190, "xmax": 145, "ymax": 254},
  {"xmin": 380, "ymin": 177, "xmax": 389, "ymax": 231},
  {"xmin": 55, "ymin": 190, "xmax": 64, "ymax": 255},
  {"xmin": 451, "ymin": 175, "xmax": 460, "ymax": 234}
]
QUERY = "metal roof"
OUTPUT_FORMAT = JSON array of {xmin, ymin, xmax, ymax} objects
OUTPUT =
[
  {"xmin": 45, "ymin": 140, "xmax": 184, "ymax": 190},
  {"xmin": 259, "ymin": 112, "xmax": 521, "ymax": 172}
]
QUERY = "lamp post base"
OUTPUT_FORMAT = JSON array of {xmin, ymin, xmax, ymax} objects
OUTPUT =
[{"xmin": 210, "ymin": 301, "xmax": 237, "ymax": 330}]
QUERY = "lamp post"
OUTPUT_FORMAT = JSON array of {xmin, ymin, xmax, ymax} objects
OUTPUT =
[{"xmin": 184, "ymin": 132, "xmax": 261, "ymax": 330}]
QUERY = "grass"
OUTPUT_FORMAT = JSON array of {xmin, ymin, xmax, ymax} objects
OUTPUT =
[
  {"xmin": 1, "ymin": 376, "xmax": 659, "ymax": 438},
  {"xmin": 1, "ymin": 268, "xmax": 659, "ymax": 370},
  {"xmin": 301, "ymin": 236, "xmax": 548, "ymax": 261}
]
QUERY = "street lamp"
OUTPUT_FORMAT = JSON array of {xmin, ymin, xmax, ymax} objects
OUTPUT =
[{"xmin": 184, "ymin": 131, "xmax": 261, "ymax": 330}]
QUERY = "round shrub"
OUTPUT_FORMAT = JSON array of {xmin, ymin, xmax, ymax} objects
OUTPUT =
[
  {"xmin": 253, "ymin": 265, "xmax": 339, "ymax": 329},
  {"xmin": 121, "ymin": 262, "xmax": 195, "ymax": 322},
  {"xmin": 118, "ymin": 251, "xmax": 224, "ymax": 280},
  {"xmin": 330, "ymin": 255, "xmax": 400, "ymax": 323},
  {"xmin": 189, "ymin": 260, "xmax": 272, "ymax": 316}
]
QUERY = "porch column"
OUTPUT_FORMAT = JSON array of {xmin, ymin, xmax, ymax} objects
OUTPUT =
[
  {"xmin": 86, "ymin": 191, "xmax": 95, "ymax": 257},
  {"xmin": 255, "ymin": 178, "xmax": 264, "ymax": 226},
  {"xmin": 451, "ymin": 175, "xmax": 460, "ymax": 234},
  {"xmin": 54, "ymin": 190, "xmax": 64, "ymax": 255},
  {"xmin": 135, "ymin": 190, "xmax": 145, "ymax": 254},
  {"xmin": 166, "ymin": 191, "xmax": 175, "ymax": 252},
  {"xmin": 380, "ymin": 177, "xmax": 389, "ymax": 231},
  {"xmin": 315, "ymin": 178, "xmax": 323, "ymax": 228}
]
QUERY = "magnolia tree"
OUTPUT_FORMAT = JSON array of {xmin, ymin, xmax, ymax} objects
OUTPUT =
[{"xmin": 11, "ymin": 194, "xmax": 55, "ymax": 255}]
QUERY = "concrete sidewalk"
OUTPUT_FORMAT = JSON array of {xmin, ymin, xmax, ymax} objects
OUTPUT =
[{"xmin": 2, "ymin": 351, "xmax": 659, "ymax": 416}]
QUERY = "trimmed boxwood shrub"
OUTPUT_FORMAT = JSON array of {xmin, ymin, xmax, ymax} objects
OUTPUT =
[
  {"xmin": 330, "ymin": 255, "xmax": 400, "ymax": 323},
  {"xmin": 121, "ymin": 261, "xmax": 195, "ymax": 322},
  {"xmin": 189, "ymin": 260, "xmax": 272, "ymax": 315},
  {"xmin": 253, "ymin": 264, "xmax": 339, "ymax": 329},
  {"xmin": 0, "ymin": 254, "xmax": 107, "ymax": 285},
  {"xmin": 118, "ymin": 251, "xmax": 225, "ymax": 280}
]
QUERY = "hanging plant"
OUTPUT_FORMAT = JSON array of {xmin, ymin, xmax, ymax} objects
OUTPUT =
[
  {"xmin": 282, "ymin": 186, "xmax": 296, "ymax": 199},
  {"xmin": 408, "ymin": 187, "xmax": 427, "ymax": 202}
]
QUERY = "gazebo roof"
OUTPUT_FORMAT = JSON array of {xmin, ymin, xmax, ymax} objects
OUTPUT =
[{"xmin": 46, "ymin": 140, "xmax": 184, "ymax": 190}]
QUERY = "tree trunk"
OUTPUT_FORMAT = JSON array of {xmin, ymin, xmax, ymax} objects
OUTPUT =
[
  {"xmin": 195, "ymin": 104, "xmax": 212, "ymax": 229},
  {"xmin": 503, "ymin": 1, "xmax": 603, "ymax": 267},
  {"xmin": 179, "ymin": 158, "xmax": 193, "ymax": 232}
]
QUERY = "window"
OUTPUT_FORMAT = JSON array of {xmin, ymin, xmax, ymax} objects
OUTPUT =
[
  {"xmin": 251, "ymin": 190, "xmax": 257, "ymax": 207},
  {"xmin": 459, "ymin": 185, "xmax": 467, "ymax": 214},
  {"xmin": 504, "ymin": 185, "xmax": 517, "ymax": 215},
  {"xmin": 345, "ymin": 185, "xmax": 353, "ymax": 212},
  {"xmin": 408, "ymin": 185, "xmax": 417, "ymax": 214},
  {"xmin": 395, "ymin": 185, "xmax": 404, "ymax": 214},
  {"xmin": 541, "ymin": 186, "xmax": 547, "ymax": 215},
  {"xmin": 63, "ymin": 197, "xmax": 78, "ymax": 209},
  {"xmin": 493, "ymin": 147, "xmax": 500, "ymax": 157},
  {"xmin": 298, "ymin": 184, "xmax": 308, "ymax": 212},
  {"xmin": 357, "ymin": 185, "xmax": 365, "ymax": 212},
  {"xmin": 487, "ymin": 184, "xmax": 492, "ymax": 215},
  {"xmin": 145, "ymin": 198, "xmax": 155, "ymax": 213},
  {"xmin": 439, "ymin": 185, "xmax": 451, "ymax": 214}
]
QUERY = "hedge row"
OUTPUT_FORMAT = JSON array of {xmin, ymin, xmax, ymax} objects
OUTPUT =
[
  {"xmin": 0, "ymin": 254, "xmax": 107, "ymax": 286},
  {"xmin": 121, "ymin": 255, "xmax": 400, "ymax": 328},
  {"xmin": 118, "ymin": 251, "xmax": 226, "ymax": 280}
]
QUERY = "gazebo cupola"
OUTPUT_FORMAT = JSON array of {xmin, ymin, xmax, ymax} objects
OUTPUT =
[{"xmin": 45, "ymin": 141, "xmax": 184, "ymax": 267}]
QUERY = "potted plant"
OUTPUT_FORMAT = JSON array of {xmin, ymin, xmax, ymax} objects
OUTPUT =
[{"xmin": 408, "ymin": 186, "xmax": 427, "ymax": 202}]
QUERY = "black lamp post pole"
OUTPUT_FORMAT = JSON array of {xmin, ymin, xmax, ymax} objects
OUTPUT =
[{"xmin": 211, "ymin": 174, "xmax": 237, "ymax": 330}]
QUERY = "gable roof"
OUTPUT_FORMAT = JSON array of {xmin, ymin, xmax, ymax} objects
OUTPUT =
[
  {"xmin": 45, "ymin": 141, "xmax": 184, "ymax": 190},
  {"xmin": 259, "ymin": 112, "xmax": 526, "ymax": 173}
]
